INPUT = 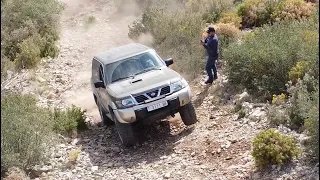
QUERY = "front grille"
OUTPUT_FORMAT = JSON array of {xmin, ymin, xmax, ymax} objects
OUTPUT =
[
  {"xmin": 160, "ymin": 86, "xmax": 170, "ymax": 95},
  {"xmin": 146, "ymin": 89, "xmax": 159, "ymax": 98},
  {"xmin": 135, "ymin": 95, "xmax": 148, "ymax": 103},
  {"xmin": 133, "ymin": 85, "xmax": 171, "ymax": 104}
]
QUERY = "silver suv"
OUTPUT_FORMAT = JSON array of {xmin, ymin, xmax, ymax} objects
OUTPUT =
[{"xmin": 91, "ymin": 43, "xmax": 197, "ymax": 146}]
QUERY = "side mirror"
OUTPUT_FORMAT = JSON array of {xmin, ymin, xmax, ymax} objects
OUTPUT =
[
  {"xmin": 165, "ymin": 58, "xmax": 174, "ymax": 67},
  {"xmin": 94, "ymin": 81, "xmax": 105, "ymax": 88}
]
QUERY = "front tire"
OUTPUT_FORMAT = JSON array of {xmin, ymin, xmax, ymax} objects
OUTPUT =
[
  {"xmin": 179, "ymin": 102, "xmax": 198, "ymax": 126},
  {"xmin": 113, "ymin": 112, "xmax": 137, "ymax": 147},
  {"xmin": 97, "ymin": 101, "xmax": 114, "ymax": 126}
]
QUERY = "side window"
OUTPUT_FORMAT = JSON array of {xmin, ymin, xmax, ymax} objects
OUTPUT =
[
  {"xmin": 99, "ymin": 65, "xmax": 104, "ymax": 81},
  {"xmin": 92, "ymin": 59, "xmax": 103, "ymax": 82},
  {"xmin": 92, "ymin": 59, "xmax": 98, "ymax": 78}
]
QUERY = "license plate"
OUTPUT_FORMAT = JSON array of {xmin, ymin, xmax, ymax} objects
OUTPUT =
[{"xmin": 147, "ymin": 101, "xmax": 168, "ymax": 112}]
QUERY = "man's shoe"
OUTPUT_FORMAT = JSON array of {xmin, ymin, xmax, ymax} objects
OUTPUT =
[
  {"xmin": 213, "ymin": 75, "xmax": 218, "ymax": 80},
  {"xmin": 205, "ymin": 80, "xmax": 213, "ymax": 84},
  {"xmin": 201, "ymin": 81, "xmax": 212, "ymax": 86}
]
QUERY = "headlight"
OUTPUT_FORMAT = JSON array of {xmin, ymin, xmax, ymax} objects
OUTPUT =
[
  {"xmin": 115, "ymin": 97, "xmax": 135, "ymax": 109},
  {"xmin": 170, "ymin": 79, "xmax": 187, "ymax": 93}
]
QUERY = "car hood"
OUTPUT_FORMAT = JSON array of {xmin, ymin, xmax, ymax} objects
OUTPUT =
[{"xmin": 107, "ymin": 67, "xmax": 181, "ymax": 98}]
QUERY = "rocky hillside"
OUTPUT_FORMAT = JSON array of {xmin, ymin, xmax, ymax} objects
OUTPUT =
[{"xmin": 2, "ymin": 0, "xmax": 319, "ymax": 179}]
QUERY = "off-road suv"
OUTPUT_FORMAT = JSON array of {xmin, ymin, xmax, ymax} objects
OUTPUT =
[{"xmin": 91, "ymin": 43, "xmax": 197, "ymax": 146}]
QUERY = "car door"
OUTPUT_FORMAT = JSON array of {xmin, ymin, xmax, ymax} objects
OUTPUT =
[
  {"xmin": 91, "ymin": 58, "xmax": 101, "ymax": 97},
  {"xmin": 98, "ymin": 64, "xmax": 111, "ymax": 114}
]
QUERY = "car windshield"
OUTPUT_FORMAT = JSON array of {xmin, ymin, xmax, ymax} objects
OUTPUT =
[{"xmin": 105, "ymin": 50, "xmax": 165, "ymax": 84}]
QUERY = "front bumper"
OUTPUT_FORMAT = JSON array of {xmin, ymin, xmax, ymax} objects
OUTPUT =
[{"xmin": 113, "ymin": 86, "xmax": 192, "ymax": 123}]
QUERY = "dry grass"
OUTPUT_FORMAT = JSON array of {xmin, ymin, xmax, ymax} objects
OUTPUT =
[
  {"xmin": 68, "ymin": 147, "xmax": 81, "ymax": 164},
  {"xmin": 218, "ymin": 11, "xmax": 242, "ymax": 28},
  {"xmin": 272, "ymin": 0, "xmax": 316, "ymax": 21}
]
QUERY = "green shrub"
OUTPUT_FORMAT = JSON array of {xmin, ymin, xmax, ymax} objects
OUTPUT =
[
  {"xmin": 1, "ymin": 56, "xmax": 15, "ymax": 80},
  {"xmin": 267, "ymin": 93, "xmax": 290, "ymax": 127},
  {"xmin": 215, "ymin": 23, "xmax": 241, "ymax": 59},
  {"xmin": 1, "ymin": 93, "xmax": 54, "ymax": 171},
  {"xmin": 185, "ymin": 0, "xmax": 234, "ymax": 23},
  {"xmin": 237, "ymin": 0, "xmax": 316, "ymax": 28},
  {"xmin": 288, "ymin": 97, "xmax": 306, "ymax": 131},
  {"xmin": 252, "ymin": 128, "xmax": 300, "ymax": 168},
  {"xmin": 52, "ymin": 105, "xmax": 87, "ymax": 136},
  {"xmin": 298, "ymin": 28, "xmax": 319, "ymax": 79},
  {"xmin": 128, "ymin": 8, "xmax": 206, "ymax": 79},
  {"xmin": 267, "ymin": 74, "xmax": 318, "ymax": 132},
  {"xmin": 286, "ymin": 75, "xmax": 316, "ymax": 131},
  {"xmin": 224, "ymin": 12, "xmax": 318, "ymax": 96},
  {"xmin": 288, "ymin": 60, "xmax": 311, "ymax": 84},
  {"xmin": 128, "ymin": 20, "xmax": 147, "ymax": 40},
  {"xmin": 303, "ymin": 88, "xmax": 319, "ymax": 161},
  {"xmin": 39, "ymin": 33, "xmax": 60, "ymax": 58},
  {"xmin": 128, "ymin": 8, "xmax": 160, "ymax": 40},
  {"xmin": 128, "ymin": 0, "xmax": 239, "ymax": 78},
  {"xmin": 237, "ymin": 0, "xmax": 281, "ymax": 28},
  {"xmin": 267, "ymin": 105, "xmax": 290, "ymax": 127},
  {"xmin": 271, "ymin": 93, "xmax": 287, "ymax": 105},
  {"xmin": 288, "ymin": 76, "xmax": 319, "ymax": 160},
  {"xmin": 218, "ymin": 10, "xmax": 242, "ymax": 28},
  {"xmin": 1, "ymin": 93, "xmax": 88, "ymax": 172},
  {"xmin": 1, "ymin": 0, "xmax": 63, "ymax": 69},
  {"xmin": 14, "ymin": 35, "xmax": 41, "ymax": 69}
]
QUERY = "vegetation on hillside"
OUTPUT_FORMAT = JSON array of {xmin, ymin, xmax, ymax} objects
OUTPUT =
[
  {"xmin": 224, "ymin": 11, "xmax": 318, "ymax": 97},
  {"xmin": 1, "ymin": 94, "xmax": 54, "ymax": 171},
  {"xmin": 1, "ymin": 94, "xmax": 87, "ymax": 172},
  {"xmin": 1, "ymin": 0, "xmax": 318, "ymax": 177},
  {"xmin": 128, "ymin": 0, "xmax": 239, "ymax": 78},
  {"xmin": 252, "ymin": 129, "xmax": 300, "ymax": 168},
  {"xmin": 128, "ymin": 0, "xmax": 319, "ymax": 165},
  {"xmin": 0, "ymin": 0, "xmax": 88, "ymax": 175},
  {"xmin": 1, "ymin": 0, "xmax": 63, "ymax": 78}
]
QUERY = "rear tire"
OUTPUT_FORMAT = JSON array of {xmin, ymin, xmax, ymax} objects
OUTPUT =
[
  {"xmin": 112, "ymin": 112, "xmax": 137, "ymax": 147},
  {"xmin": 179, "ymin": 102, "xmax": 198, "ymax": 126}
]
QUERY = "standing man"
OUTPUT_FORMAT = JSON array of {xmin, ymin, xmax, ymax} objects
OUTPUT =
[{"xmin": 200, "ymin": 27, "xmax": 219, "ymax": 84}]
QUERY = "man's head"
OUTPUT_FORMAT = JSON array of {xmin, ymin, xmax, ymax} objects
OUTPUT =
[{"xmin": 206, "ymin": 27, "xmax": 215, "ymax": 36}]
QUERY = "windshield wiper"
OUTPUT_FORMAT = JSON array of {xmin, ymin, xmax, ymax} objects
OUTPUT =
[
  {"xmin": 134, "ymin": 67, "xmax": 162, "ymax": 76},
  {"xmin": 112, "ymin": 75, "xmax": 135, "ymax": 83}
]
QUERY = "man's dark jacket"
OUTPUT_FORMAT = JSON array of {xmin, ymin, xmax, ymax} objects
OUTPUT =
[{"xmin": 203, "ymin": 35, "xmax": 219, "ymax": 59}]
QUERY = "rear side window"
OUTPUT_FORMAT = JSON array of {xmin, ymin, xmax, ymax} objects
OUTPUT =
[
  {"xmin": 92, "ymin": 59, "xmax": 101, "ymax": 81},
  {"xmin": 99, "ymin": 65, "xmax": 104, "ymax": 81}
]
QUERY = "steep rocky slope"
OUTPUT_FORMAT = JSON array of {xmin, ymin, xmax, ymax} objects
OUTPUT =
[{"xmin": 2, "ymin": 0, "xmax": 318, "ymax": 179}]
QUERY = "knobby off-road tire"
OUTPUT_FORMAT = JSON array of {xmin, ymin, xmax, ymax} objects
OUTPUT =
[
  {"xmin": 96, "ymin": 98, "xmax": 114, "ymax": 126},
  {"xmin": 179, "ymin": 102, "xmax": 198, "ymax": 126},
  {"xmin": 113, "ymin": 113, "xmax": 137, "ymax": 147}
]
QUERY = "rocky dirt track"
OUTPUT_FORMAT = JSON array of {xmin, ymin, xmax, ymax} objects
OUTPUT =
[
  {"xmin": 2, "ymin": 0, "xmax": 319, "ymax": 179},
  {"xmin": 26, "ymin": 75, "xmax": 317, "ymax": 180}
]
